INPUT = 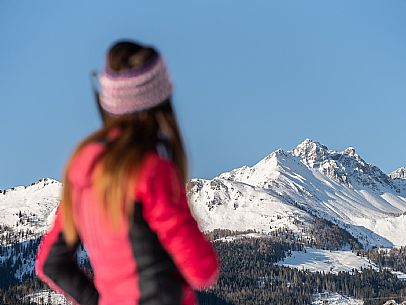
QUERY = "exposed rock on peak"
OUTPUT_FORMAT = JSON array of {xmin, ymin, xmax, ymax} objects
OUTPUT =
[
  {"xmin": 344, "ymin": 147, "xmax": 357, "ymax": 157},
  {"xmin": 390, "ymin": 168, "xmax": 406, "ymax": 180},
  {"xmin": 290, "ymin": 140, "xmax": 395, "ymax": 192},
  {"xmin": 292, "ymin": 139, "xmax": 330, "ymax": 168}
]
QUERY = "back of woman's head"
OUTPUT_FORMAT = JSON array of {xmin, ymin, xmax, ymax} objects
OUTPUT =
[
  {"xmin": 107, "ymin": 41, "xmax": 157, "ymax": 72},
  {"xmin": 61, "ymin": 40, "xmax": 188, "ymax": 246}
]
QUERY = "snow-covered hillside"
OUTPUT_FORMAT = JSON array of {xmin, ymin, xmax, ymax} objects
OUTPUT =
[
  {"xmin": 276, "ymin": 246, "xmax": 406, "ymax": 281},
  {"xmin": 188, "ymin": 139, "xmax": 406, "ymax": 247},
  {"xmin": 23, "ymin": 289, "xmax": 71, "ymax": 305},
  {"xmin": 188, "ymin": 178, "xmax": 312, "ymax": 234},
  {"xmin": 276, "ymin": 247, "xmax": 378, "ymax": 274},
  {"xmin": 312, "ymin": 292, "xmax": 364, "ymax": 305}
]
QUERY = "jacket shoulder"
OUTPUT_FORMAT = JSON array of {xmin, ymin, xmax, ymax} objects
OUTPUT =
[
  {"xmin": 135, "ymin": 152, "xmax": 179, "ymax": 197},
  {"xmin": 68, "ymin": 142, "xmax": 106, "ymax": 188}
]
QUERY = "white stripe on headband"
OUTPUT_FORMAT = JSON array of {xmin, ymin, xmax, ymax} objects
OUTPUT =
[{"xmin": 98, "ymin": 56, "xmax": 172, "ymax": 115}]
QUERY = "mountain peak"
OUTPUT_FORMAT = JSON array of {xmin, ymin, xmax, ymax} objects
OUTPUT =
[
  {"xmin": 389, "ymin": 168, "xmax": 406, "ymax": 180},
  {"xmin": 297, "ymin": 138, "xmax": 328, "ymax": 150},
  {"xmin": 289, "ymin": 140, "xmax": 398, "ymax": 192},
  {"xmin": 267, "ymin": 148, "xmax": 288, "ymax": 160},
  {"xmin": 344, "ymin": 147, "xmax": 357, "ymax": 156},
  {"xmin": 292, "ymin": 139, "xmax": 330, "ymax": 168},
  {"xmin": 0, "ymin": 178, "xmax": 60, "ymax": 194}
]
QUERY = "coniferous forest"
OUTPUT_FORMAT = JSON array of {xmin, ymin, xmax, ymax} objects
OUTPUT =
[
  {"xmin": 1, "ymin": 227, "xmax": 406, "ymax": 304},
  {"xmin": 206, "ymin": 233, "xmax": 406, "ymax": 305}
]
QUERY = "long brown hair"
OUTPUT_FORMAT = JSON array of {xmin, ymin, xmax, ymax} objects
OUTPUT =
[{"xmin": 60, "ymin": 41, "xmax": 188, "ymax": 247}]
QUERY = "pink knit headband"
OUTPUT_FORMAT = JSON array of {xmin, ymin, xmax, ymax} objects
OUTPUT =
[{"xmin": 98, "ymin": 55, "xmax": 172, "ymax": 115}]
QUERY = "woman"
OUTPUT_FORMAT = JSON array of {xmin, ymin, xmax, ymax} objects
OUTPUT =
[{"xmin": 35, "ymin": 40, "xmax": 220, "ymax": 305}]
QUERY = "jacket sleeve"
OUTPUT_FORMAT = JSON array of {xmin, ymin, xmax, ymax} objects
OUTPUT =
[
  {"xmin": 139, "ymin": 158, "xmax": 220, "ymax": 290},
  {"xmin": 35, "ymin": 204, "xmax": 99, "ymax": 305}
]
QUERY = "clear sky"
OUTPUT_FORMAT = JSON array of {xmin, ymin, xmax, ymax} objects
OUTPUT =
[{"xmin": 1, "ymin": 0, "xmax": 405, "ymax": 189}]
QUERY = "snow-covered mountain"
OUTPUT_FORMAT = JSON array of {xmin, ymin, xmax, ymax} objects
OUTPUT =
[
  {"xmin": 0, "ymin": 179, "xmax": 62, "ymax": 284},
  {"xmin": 0, "ymin": 178, "xmax": 61, "ymax": 239},
  {"xmin": 1, "ymin": 140, "xmax": 405, "ymax": 249},
  {"xmin": 188, "ymin": 139, "xmax": 406, "ymax": 248}
]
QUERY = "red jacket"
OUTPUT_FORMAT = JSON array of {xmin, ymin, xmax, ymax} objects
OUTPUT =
[{"xmin": 35, "ymin": 138, "xmax": 219, "ymax": 305}]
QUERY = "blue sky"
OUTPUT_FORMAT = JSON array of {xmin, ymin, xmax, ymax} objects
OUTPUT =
[{"xmin": 1, "ymin": 0, "xmax": 405, "ymax": 189}]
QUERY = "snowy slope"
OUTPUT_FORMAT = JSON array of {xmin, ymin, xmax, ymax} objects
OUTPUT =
[
  {"xmin": 189, "ymin": 139, "xmax": 406, "ymax": 247},
  {"xmin": 23, "ymin": 289, "xmax": 71, "ymax": 305},
  {"xmin": 276, "ymin": 247, "xmax": 378, "ymax": 274},
  {"xmin": 312, "ymin": 292, "xmax": 363, "ymax": 305},
  {"xmin": 187, "ymin": 177, "xmax": 312, "ymax": 234}
]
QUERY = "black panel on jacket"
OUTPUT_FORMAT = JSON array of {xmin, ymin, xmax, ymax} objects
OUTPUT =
[
  {"xmin": 129, "ymin": 201, "xmax": 184, "ymax": 305},
  {"xmin": 42, "ymin": 232, "xmax": 99, "ymax": 305}
]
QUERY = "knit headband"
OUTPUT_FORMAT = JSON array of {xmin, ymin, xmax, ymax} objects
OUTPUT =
[{"xmin": 98, "ymin": 55, "xmax": 172, "ymax": 115}]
